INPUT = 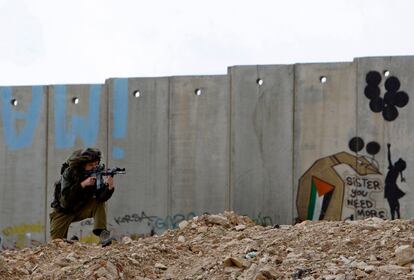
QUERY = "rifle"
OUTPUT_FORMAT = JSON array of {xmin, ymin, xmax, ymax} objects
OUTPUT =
[{"xmin": 86, "ymin": 165, "xmax": 126, "ymax": 190}]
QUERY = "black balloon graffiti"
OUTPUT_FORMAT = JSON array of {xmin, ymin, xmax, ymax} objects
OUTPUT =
[{"xmin": 364, "ymin": 71, "xmax": 409, "ymax": 121}]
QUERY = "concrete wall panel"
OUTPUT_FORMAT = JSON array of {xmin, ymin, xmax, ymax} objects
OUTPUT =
[
  {"xmin": 294, "ymin": 62, "xmax": 357, "ymax": 221},
  {"xmin": 4, "ymin": 56, "xmax": 414, "ymax": 249},
  {"xmin": 107, "ymin": 78, "xmax": 169, "ymax": 236},
  {"xmin": 229, "ymin": 65, "xmax": 294, "ymax": 225},
  {"xmin": 0, "ymin": 86, "xmax": 47, "ymax": 248},
  {"xmin": 169, "ymin": 76, "xmax": 229, "ymax": 217},
  {"xmin": 46, "ymin": 84, "xmax": 108, "ymax": 242},
  {"xmin": 356, "ymin": 57, "xmax": 414, "ymax": 220}
]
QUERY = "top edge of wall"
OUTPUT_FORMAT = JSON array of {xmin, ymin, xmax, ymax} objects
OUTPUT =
[
  {"xmin": 105, "ymin": 74, "xmax": 228, "ymax": 82},
  {"xmin": 0, "ymin": 82, "xmax": 104, "ymax": 88},
  {"xmin": 354, "ymin": 55, "xmax": 414, "ymax": 61}
]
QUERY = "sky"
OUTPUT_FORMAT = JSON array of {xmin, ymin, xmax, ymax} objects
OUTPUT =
[{"xmin": 0, "ymin": 0, "xmax": 412, "ymax": 86}]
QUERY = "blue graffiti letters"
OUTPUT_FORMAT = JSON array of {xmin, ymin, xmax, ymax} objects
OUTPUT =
[
  {"xmin": 0, "ymin": 86, "xmax": 44, "ymax": 150},
  {"xmin": 54, "ymin": 85, "xmax": 102, "ymax": 148},
  {"xmin": 112, "ymin": 78, "xmax": 128, "ymax": 159}
]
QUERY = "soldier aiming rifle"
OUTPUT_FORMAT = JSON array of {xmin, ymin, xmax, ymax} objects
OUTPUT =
[{"xmin": 50, "ymin": 148, "xmax": 125, "ymax": 246}]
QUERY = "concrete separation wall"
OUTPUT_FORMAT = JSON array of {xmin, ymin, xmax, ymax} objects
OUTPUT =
[
  {"xmin": 0, "ymin": 86, "xmax": 47, "ymax": 248},
  {"xmin": 1, "ymin": 55, "xmax": 414, "ymax": 249},
  {"xmin": 229, "ymin": 65, "xmax": 294, "ymax": 226},
  {"xmin": 107, "ymin": 77, "xmax": 169, "ymax": 237}
]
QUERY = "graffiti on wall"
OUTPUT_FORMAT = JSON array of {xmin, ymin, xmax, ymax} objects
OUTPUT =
[
  {"xmin": 296, "ymin": 150, "xmax": 385, "ymax": 222},
  {"xmin": 0, "ymin": 86, "xmax": 44, "ymax": 150},
  {"xmin": 112, "ymin": 78, "xmax": 129, "ymax": 159},
  {"xmin": 54, "ymin": 85, "xmax": 102, "ymax": 148},
  {"xmin": 297, "ymin": 132, "xmax": 409, "ymax": 222},
  {"xmin": 68, "ymin": 210, "xmax": 274, "ymax": 244},
  {"xmin": 384, "ymin": 143, "xmax": 406, "ymax": 219},
  {"xmin": 298, "ymin": 69, "xmax": 411, "ymax": 222},
  {"xmin": 0, "ymin": 80, "xmax": 130, "ymax": 158},
  {"xmin": 113, "ymin": 211, "xmax": 201, "ymax": 231},
  {"xmin": 364, "ymin": 71, "xmax": 409, "ymax": 121},
  {"xmin": 1, "ymin": 223, "xmax": 44, "ymax": 249}
]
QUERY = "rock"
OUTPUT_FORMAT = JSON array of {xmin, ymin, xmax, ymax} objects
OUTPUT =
[
  {"xmin": 190, "ymin": 244, "xmax": 202, "ymax": 253},
  {"xmin": 364, "ymin": 265, "xmax": 375, "ymax": 273},
  {"xmin": 55, "ymin": 258, "xmax": 69, "ymax": 267},
  {"xmin": 395, "ymin": 245, "xmax": 414, "ymax": 265},
  {"xmin": 224, "ymin": 266, "xmax": 242, "ymax": 273},
  {"xmin": 207, "ymin": 215, "xmax": 229, "ymax": 226},
  {"xmin": 245, "ymin": 251, "xmax": 257, "ymax": 259},
  {"xmin": 178, "ymin": 220, "xmax": 189, "ymax": 230},
  {"xmin": 292, "ymin": 268, "xmax": 312, "ymax": 279},
  {"xmin": 94, "ymin": 267, "xmax": 109, "ymax": 278},
  {"xmin": 367, "ymin": 217, "xmax": 385, "ymax": 224},
  {"xmin": 223, "ymin": 257, "xmax": 249, "ymax": 268},
  {"xmin": 31, "ymin": 274, "xmax": 43, "ymax": 280},
  {"xmin": 197, "ymin": 226, "xmax": 208, "ymax": 233},
  {"xmin": 369, "ymin": 254, "xmax": 377, "ymax": 261},
  {"xmin": 378, "ymin": 264, "xmax": 410, "ymax": 273},
  {"xmin": 323, "ymin": 275, "xmax": 344, "ymax": 280},
  {"xmin": 105, "ymin": 261, "xmax": 118, "ymax": 276},
  {"xmin": 65, "ymin": 252, "xmax": 77, "ymax": 262},
  {"xmin": 122, "ymin": 236, "xmax": 133, "ymax": 244},
  {"xmin": 155, "ymin": 263, "xmax": 167, "ymax": 270},
  {"xmin": 349, "ymin": 261, "xmax": 368, "ymax": 270},
  {"xmin": 258, "ymin": 266, "xmax": 278, "ymax": 279},
  {"xmin": 3, "ymin": 213, "xmax": 414, "ymax": 279},
  {"xmin": 235, "ymin": 224, "xmax": 247, "ymax": 231},
  {"xmin": 286, "ymin": 252, "xmax": 302, "ymax": 259},
  {"xmin": 339, "ymin": 255, "xmax": 351, "ymax": 265}
]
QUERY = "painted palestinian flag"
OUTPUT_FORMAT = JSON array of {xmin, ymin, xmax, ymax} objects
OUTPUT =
[{"xmin": 307, "ymin": 176, "xmax": 335, "ymax": 220}]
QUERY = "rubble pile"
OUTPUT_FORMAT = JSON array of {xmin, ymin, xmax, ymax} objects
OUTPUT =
[{"xmin": 2, "ymin": 212, "xmax": 414, "ymax": 279}]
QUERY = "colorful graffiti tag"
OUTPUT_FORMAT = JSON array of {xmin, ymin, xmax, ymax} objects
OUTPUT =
[
  {"xmin": 1, "ymin": 223, "xmax": 44, "ymax": 249},
  {"xmin": 297, "ymin": 151, "xmax": 386, "ymax": 221}
]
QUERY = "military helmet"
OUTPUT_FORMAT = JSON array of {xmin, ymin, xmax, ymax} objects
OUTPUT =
[{"xmin": 67, "ymin": 147, "xmax": 102, "ymax": 167}]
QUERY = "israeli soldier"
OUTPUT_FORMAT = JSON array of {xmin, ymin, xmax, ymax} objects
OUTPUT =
[{"xmin": 50, "ymin": 148, "xmax": 115, "ymax": 246}]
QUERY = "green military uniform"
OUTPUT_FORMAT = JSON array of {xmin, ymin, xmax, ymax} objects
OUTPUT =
[{"xmin": 50, "ymin": 148, "xmax": 114, "ymax": 239}]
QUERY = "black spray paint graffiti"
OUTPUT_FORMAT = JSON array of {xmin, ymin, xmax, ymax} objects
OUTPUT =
[
  {"xmin": 250, "ymin": 212, "xmax": 273, "ymax": 226},
  {"xmin": 339, "ymin": 137, "xmax": 385, "ymax": 219},
  {"xmin": 385, "ymin": 143, "xmax": 407, "ymax": 220},
  {"xmin": 113, "ymin": 212, "xmax": 274, "ymax": 230},
  {"xmin": 113, "ymin": 212, "xmax": 201, "ymax": 230},
  {"xmin": 348, "ymin": 136, "xmax": 381, "ymax": 169},
  {"xmin": 348, "ymin": 136, "xmax": 408, "ymax": 220},
  {"xmin": 364, "ymin": 71, "xmax": 409, "ymax": 121},
  {"xmin": 114, "ymin": 212, "xmax": 158, "ymax": 227},
  {"xmin": 344, "ymin": 175, "xmax": 386, "ymax": 219}
]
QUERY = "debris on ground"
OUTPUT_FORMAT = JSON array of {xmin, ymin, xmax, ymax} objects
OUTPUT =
[{"xmin": 2, "ymin": 212, "xmax": 414, "ymax": 279}]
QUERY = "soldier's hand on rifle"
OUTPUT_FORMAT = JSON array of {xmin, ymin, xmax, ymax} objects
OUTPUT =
[
  {"xmin": 105, "ymin": 176, "xmax": 114, "ymax": 190},
  {"xmin": 81, "ymin": 177, "xmax": 96, "ymax": 188}
]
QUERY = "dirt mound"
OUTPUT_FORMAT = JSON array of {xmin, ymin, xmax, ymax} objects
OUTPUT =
[{"xmin": 1, "ymin": 212, "xmax": 414, "ymax": 279}]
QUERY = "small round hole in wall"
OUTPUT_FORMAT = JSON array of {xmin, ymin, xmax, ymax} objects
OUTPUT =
[
  {"xmin": 384, "ymin": 70, "xmax": 390, "ymax": 77},
  {"xmin": 256, "ymin": 78, "xmax": 264, "ymax": 86},
  {"xmin": 320, "ymin": 76, "xmax": 327, "ymax": 84},
  {"xmin": 72, "ymin": 97, "xmax": 79, "ymax": 104},
  {"xmin": 133, "ymin": 90, "xmax": 141, "ymax": 98},
  {"xmin": 10, "ymin": 99, "xmax": 18, "ymax": 106},
  {"xmin": 195, "ymin": 89, "xmax": 202, "ymax": 96}
]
